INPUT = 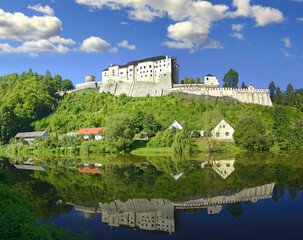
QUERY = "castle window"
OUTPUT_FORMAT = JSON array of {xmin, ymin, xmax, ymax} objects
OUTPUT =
[
  {"xmin": 150, "ymin": 75, "xmax": 152, "ymax": 77},
  {"xmin": 226, "ymin": 132, "xmax": 229, "ymax": 136},
  {"xmin": 223, "ymin": 125, "xmax": 225, "ymax": 128},
  {"xmin": 140, "ymin": 67, "xmax": 142, "ymax": 69},
  {"xmin": 164, "ymin": 64, "xmax": 165, "ymax": 66},
  {"xmin": 151, "ymin": 70, "xmax": 152, "ymax": 73},
  {"xmin": 216, "ymin": 132, "xmax": 220, "ymax": 137},
  {"xmin": 130, "ymin": 69, "xmax": 132, "ymax": 72},
  {"xmin": 160, "ymin": 69, "xmax": 162, "ymax": 72},
  {"xmin": 149, "ymin": 65, "xmax": 152, "ymax": 68}
]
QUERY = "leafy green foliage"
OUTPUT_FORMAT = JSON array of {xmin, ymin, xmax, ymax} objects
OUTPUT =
[
  {"xmin": 223, "ymin": 69, "xmax": 239, "ymax": 88},
  {"xmin": 0, "ymin": 70, "xmax": 74, "ymax": 144},
  {"xmin": 233, "ymin": 116, "xmax": 274, "ymax": 150}
]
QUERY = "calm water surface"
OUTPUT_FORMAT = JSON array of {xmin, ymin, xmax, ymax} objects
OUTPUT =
[{"xmin": 2, "ymin": 151, "xmax": 303, "ymax": 240}]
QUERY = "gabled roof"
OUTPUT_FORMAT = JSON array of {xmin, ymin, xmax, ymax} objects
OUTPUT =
[
  {"xmin": 102, "ymin": 55, "xmax": 167, "ymax": 71},
  {"xmin": 14, "ymin": 131, "xmax": 49, "ymax": 138},
  {"xmin": 168, "ymin": 120, "xmax": 183, "ymax": 130},
  {"xmin": 77, "ymin": 127, "xmax": 106, "ymax": 135},
  {"xmin": 212, "ymin": 119, "xmax": 234, "ymax": 130}
]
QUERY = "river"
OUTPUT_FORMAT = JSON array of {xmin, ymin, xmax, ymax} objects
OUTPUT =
[{"xmin": 1, "ymin": 150, "xmax": 303, "ymax": 239}]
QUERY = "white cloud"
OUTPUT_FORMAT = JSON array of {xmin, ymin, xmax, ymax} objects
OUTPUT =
[
  {"xmin": 282, "ymin": 37, "xmax": 291, "ymax": 48},
  {"xmin": 49, "ymin": 36, "xmax": 76, "ymax": 45},
  {"xmin": 120, "ymin": 21, "xmax": 128, "ymax": 25},
  {"xmin": 232, "ymin": 23, "xmax": 244, "ymax": 31},
  {"xmin": 0, "ymin": 9, "xmax": 62, "ymax": 41},
  {"xmin": 108, "ymin": 47, "xmax": 118, "ymax": 53},
  {"xmin": 230, "ymin": 0, "xmax": 285, "ymax": 26},
  {"xmin": 27, "ymin": 4, "xmax": 54, "ymax": 16},
  {"xmin": 283, "ymin": 49, "xmax": 296, "ymax": 58},
  {"xmin": 117, "ymin": 40, "xmax": 136, "ymax": 50},
  {"xmin": 0, "ymin": 40, "xmax": 69, "ymax": 55},
  {"xmin": 230, "ymin": 32, "xmax": 244, "ymax": 40},
  {"xmin": 75, "ymin": 0, "xmax": 285, "ymax": 51},
  {"xmin": 80, "ymin": 36, "xmax": 111, "ymax": 52},
  {"xmin": 297, "ymin": 17, "xmax": 303, "ymax": 21},
  {"xmin": 290, "ymin": 0, "xmax": 303, "ymax": 2}
]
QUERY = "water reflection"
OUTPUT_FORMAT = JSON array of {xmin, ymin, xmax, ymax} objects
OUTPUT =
[{"xmin": 2, "ymin": 151, "xmax": 303, "ymax": 238}]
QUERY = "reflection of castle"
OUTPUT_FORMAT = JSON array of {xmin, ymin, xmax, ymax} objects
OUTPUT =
[
  {"xmin": 72, "ymin": 183, "xmax": 275, "ymax": 233},
  {"xmin": 99, "ymin": 199, "xmax": 179, "ymax": 233},
  {"xmin": 173, "ymin": 183, "xmax": 275, "ymax": 215}
]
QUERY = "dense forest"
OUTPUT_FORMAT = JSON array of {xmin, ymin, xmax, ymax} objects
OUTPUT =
[{"xmin": 0, "ymin": 70, "xmax": 302, "ymax": 151}]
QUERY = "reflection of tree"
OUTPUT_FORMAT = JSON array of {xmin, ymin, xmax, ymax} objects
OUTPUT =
[{"xmin": 226, "ymin": 202, "xmax": 243, "ymax": 218}]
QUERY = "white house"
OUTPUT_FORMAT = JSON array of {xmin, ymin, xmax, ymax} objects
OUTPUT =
[
  {"xmin": 77, "ymin": 127, "xmax": 106, "ymax": 140},
  {"xmin": 211, "ymin": 119, "xmax": 234, "ymax": 140},
  {"xmin": 168, "ymin": 120, "xmax": 183, "ymax": 130},
  {"xmin": 204, "ymin": 74, "xmax": 219, "ymax": 87}
]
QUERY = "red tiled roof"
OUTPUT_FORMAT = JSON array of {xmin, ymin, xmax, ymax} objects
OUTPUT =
[
  {"xmin": 78, "ymin": 167, "xmax": 103, "ymax": 174},
  {"xmin": 77, "ymin": 127, "xmax": 106, "ymax": 135}
]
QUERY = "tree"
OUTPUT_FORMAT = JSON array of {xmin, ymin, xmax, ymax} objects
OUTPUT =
[
  {"xmin": 284, "ymin": 83, "xmax": 295, "ymax": 106},
  {"xmin": 268, "ymin": 81, "xmax": 276, "ymax": 102},
  {"xmin": 105, "ymin": 113, "xmax": 135, "ymax": 151},
  {"xmin": 275, "ymin": 87, "xmax": 284, "ymax": 105},
  {"xmin": 184, "ymin": 77, "xmax": 189, "ymax": 84},
  {"xmin": 61, "ymin": 79, "xmax": 74, "ymax": 91},
  {"xmin": 171, "ymin": 130, "xmax": 192, "ymax": 153},
  {"xmin": 241, "ymin": 81, "xmax": 247, "ymax": 88},
  {"xmin": 223, "ymin": 69, "xmax": 239, "ymax": 88},
  {"xmin": 181, "ymin": 80, "xmax": 184, "ymax": 84},
  {"xmin": 88, "ymin": 133, "xmax": 95, "ymax": 140},
  {"xmin": 233, "ymin": 116, "xmax": 274, "ymax": 150},
  {"xmin": 196, "ymin": 77, "xmax": 201, "ymax": 84},
  {"xmin": 189, "ymin": 77, "xmax": 195, "ymax": 84},
  {"xmin": 0, "ymin": 105, "xmax": 18, "ymax": 144}
]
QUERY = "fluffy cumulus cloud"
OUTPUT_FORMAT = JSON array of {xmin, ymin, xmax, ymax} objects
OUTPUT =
[
  {"xmin": 0, "ymin": 8, "xmax": 77, "ymax": 55},
  {"xmin": 297, "ymin": 17, "xmax": 303, "ymax": 21},
  {"xmin": 0, "ymin": 40, "xmax": 69, "ymax": 57},
  {"xmin": 75, "ymin": 0, "xmax": 285, "ymax": 52},
  {"xmin": 282, "ymin": 37, "xmax": 291, "ymax": 48},
  {"xmin": 230, "ymin": 0, "xmax": 285, "ymax": 26},
  {"xmin": 27, "ymin": 4, "xmax": 54, "ymax": 16},
  {"xmin": 0, "ymin": 9, "xmax": 62, "ymax": 41},
  {"xmin": 80, "ymin": 36, "xmax": 111, "ymax": 53},
  {"xmin": 117, "ymin": 40, "xmax": 136, "ymax": 50}
]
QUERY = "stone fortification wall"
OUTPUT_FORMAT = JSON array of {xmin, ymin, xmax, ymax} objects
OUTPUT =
[
  {"xmin": 76, "ymin": 82, "xmax": 98, "ymax": 91},
  {"xmin": 99, "ymin": 73, "xmax": 172, "ymax": 97},
  {"xmin": 172, "ymin": 84, "xmax": 272, "ymax": 106}
]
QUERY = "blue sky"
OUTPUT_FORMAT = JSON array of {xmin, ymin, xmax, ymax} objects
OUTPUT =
[{"xmin": 0, "ymin": 0, "xmax": 302, "ymax": 89}]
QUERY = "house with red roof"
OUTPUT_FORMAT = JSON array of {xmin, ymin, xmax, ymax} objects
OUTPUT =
[{"xmin": 77, "ymin": 127, "xmax": 106, "ymax": 140}]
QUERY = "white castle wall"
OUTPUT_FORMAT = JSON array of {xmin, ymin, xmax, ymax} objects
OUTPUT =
[{"xmin": 171, "ymin": 84, "xmax": 272, "ymax": 106}]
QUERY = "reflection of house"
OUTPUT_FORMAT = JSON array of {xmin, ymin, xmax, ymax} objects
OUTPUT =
[
  {"xmin": 12, "ymin": 162, "xmax": 48, "ymax": 171},
  {"xmin": 170, "ymin": 173, "xmax": 183, "ymax": 181},
  {"xmin": 77, "ymin": 127, "xmax": 106, "ymax": 140},
  {"xmin": 168, "ymin": 120, "xmax": 183, "ymax": 130},
  {"xmin": 174, "ymin": 183, "xmax": 275, "ymax": 215},
  {"xmin": 13, "ymin": 131, "xmax": 49, "ymax": 143},
  {"xmin": 212, "ymin": 159, "xmax": 235, "ymax": 180},
  {"xmin": 99, "ymin": 199, "xmax": 177, "ymax": 233},
  {"xmin": 211, "ymin": 119, "xmax": 234, "ymax": 140},
  {"xmin": 78, "ymin": 167, "xmax": 102, "ymax": 174}
]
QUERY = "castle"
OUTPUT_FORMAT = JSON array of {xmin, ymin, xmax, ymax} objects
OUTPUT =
[{"xmin": 75, "ymin": 55, "xmax": 272, "ymax": 107}]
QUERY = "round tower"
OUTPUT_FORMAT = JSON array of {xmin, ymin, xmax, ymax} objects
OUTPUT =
[{"xmin": 85, "ymin": 74, "xmax": 95, "ymax": 83}]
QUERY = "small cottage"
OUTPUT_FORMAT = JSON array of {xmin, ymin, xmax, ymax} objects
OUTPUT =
[
  {"xmin": 211, "ymin": 119, "xmax": 234, "ymax": 140},
  {"xmin": 13, "ymin": 131, "xmax": 49, "ymax": 143},
  {"xmin": 168, "ymin": 120, "xmax": 183, "ymax": 130},
  {"xmin": 77, "ymin": 127, "xmax": 106, "ymax": 140}
]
